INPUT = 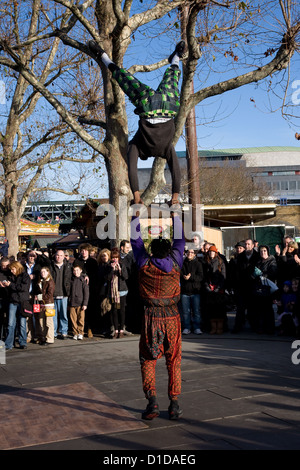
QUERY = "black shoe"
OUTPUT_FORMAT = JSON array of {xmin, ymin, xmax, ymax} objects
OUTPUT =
[
  {"xmin": 168, "ymin": 399, "xmax": 182, "ymax": 420},
  {"xmin": 142, "ymin": 398, "xmax": 160, "ymax": 420},
  {"xmin": 19, "ymin": 345, "xmax": 27, "ymax": 350},
  {"xmin": 88, "ymin": 40, "xmax": 105, "ymax": 59},
  {"xmin": 168, "ymin": 40, "xmax": 186, "ymax": 63}
]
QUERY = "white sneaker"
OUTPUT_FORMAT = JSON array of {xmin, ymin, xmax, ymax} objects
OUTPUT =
[
  {"xmin": 194, "ymin": 328, "xmax": 203, "ymax": 335},
  {"xmin": 78, "ymin": 334, "xmax": 83, "ymax": 340},
  {"xmin": 73, "ymin": 335, "xmax": 78, "ymax": 340},
  {"xmin": 182, "ymin": 329, "xmax": 191, "ymax": 335}
]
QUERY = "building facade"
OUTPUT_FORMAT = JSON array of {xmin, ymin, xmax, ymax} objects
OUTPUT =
[{"xmin": 138, "ymin": 146, "xmax": 300, "ymax": 205}]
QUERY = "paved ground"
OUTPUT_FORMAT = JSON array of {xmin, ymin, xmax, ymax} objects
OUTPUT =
[{"xmin": 1, "ymin": 314, "xmax": 300, "ymax": 452}]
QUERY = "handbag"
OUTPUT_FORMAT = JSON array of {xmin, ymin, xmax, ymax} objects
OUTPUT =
[
  {"xmin": 254, "ymin": 278, "xmax": 271, "ymax": 298},
  {"xmin": 33, "ymin": 300, "xmax": 40, "ymax": 313},
  {"xmin": 260, "ymin": 276, "xmax": 278, "ymax": 294},
  {"xmin": 101, "ymin": 297, "xmax": 112, "ymax": 315},
  {"xmin": 20, "ymin": 300, "xmax": 33, "ymax": 318},
  {"xmin": 44, "ymin": 303, "xmax": 55, "ymax": 317}
]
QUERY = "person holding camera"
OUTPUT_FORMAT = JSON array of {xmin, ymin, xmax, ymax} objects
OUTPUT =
[{"xmin": 107, "ymin": 247, "xmax": 129, "ymax": 339}]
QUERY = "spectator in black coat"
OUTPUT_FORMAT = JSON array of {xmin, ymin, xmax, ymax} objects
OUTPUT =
[
  {"xmin": 256, "ymin": 245, "xmax": 278, "ymax": 282},
  {"xmin": 277, "ymin": 241, "xmax": 299, "ymax": 283},
  {"xmin": 0, "ymin": 238, "xmax": 9, "ymax": 257},
  {"xmin": 74, "ymin": 243, "xmax": 99, "ymax": 338},
  {"xmin": 4, "ymin": 261, "xmax": 30, "ymax": 350},
  {"xmin": 252, "ymin": 245, "xmax": 278, "ymax": 334},
  {"xmin": 97, "ymin": 248, "xmax": 112, "ymax": 336},
  {"xmin": 0, "ymin": 257, "xmax": 10, "ymax": 340},
  {"xmin": 180, "ymin": 248, "xmax": 203, "ymax": 335},
  {"xmin": 232, "ymin": 239, "xmax": 260, "ymax": 333}
]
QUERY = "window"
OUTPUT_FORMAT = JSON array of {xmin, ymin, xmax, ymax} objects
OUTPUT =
[{"xmin": 273, "ymin": 171, "xmax": 295, "ymax": 176}]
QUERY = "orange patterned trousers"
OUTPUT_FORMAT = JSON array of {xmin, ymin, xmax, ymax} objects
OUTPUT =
[{"xmin": 139, "ymin": 304, "xmax": 182, "ymax": 399}]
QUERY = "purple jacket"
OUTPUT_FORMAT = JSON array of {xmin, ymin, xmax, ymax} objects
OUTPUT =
[{"xmin": 130, "ymin": 215, "xmax": 185, "ymax": 273}]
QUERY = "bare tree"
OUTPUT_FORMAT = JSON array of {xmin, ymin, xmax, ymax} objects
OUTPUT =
[
  {"xmin": 180, "ymin": 159, "xmax": 273, "ymax": 204},
  {"xmin": 0, "ymin": 0, "xmax": 299, "ymax": 246},
  {"xmin": 0, "ymin": 0, "xmax": 105, "ymax": 255}
]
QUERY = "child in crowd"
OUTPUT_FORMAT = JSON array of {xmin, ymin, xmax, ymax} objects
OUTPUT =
[
  {"xmin": 69, "ymin": 265, "xmax": 89, "ymax": 340},
  {"xmin": 35, "ymin": 266, "xmax": 55, "ymax": 345},
  {"xmin": 276, "ymin": 279, "xmax": 298, "ymax": 336}
]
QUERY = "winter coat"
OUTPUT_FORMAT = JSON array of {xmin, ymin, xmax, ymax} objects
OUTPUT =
[
  {"xmin": 277, "ymin": 250, "xmax": 300, "ymax": 281},
  {"xmin": 34, "ymin": 278, "xmax": 55, "ymax": 305},
  {"xmin": 107, "ymin": 260, "xmax": 129, "ymax": 293},
  {"xmin": 203, "ymin": 256, "xmax": 226, "ymax": 291},
  {"xmin": 69, "ymin": 276, "xmax": 89, "ymax": 308},
  {"xmin": 257, "ymin": 255, "xmax": 278, "ymax": 282},
  {"xmin": 98, "ymin": 262, "xmax": 112, "ymax": 297},
  {"xmin": 180, "ymin": 257, "xmax": 203, "ymax": 295},
  {"xmin": 73, "ymin": 256, "xmax": 99, "ymax": 293},
  {"xmin": 50, "ymin": 260, "xmax": 72, "ymax": 297},
  {"xmin": 234, "ymin": 249, "xmax": 260, "ymax": 292},
  {"xmin": 9, "ymin": 272, "xmax": 31, "ymax": 305}
]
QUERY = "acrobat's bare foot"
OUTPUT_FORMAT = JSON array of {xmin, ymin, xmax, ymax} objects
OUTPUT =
[{"xmin": 295, "ymin": 132, "xmax": 300, "ymax": 141}]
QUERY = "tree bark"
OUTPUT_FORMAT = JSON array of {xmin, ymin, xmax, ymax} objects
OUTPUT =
[{"xmin": 2, "ymin": 209, "xmax": 20, "ymax": 258}]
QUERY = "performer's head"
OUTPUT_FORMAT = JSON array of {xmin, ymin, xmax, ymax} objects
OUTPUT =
[{"xmin": 150, "ymin": 238, "xmax": 171, "ymax": 259}]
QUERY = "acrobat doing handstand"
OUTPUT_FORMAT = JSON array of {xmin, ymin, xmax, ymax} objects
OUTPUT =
[{"xmin": 88, "ymin": 40, "xmax": 186, "ymax": 206}]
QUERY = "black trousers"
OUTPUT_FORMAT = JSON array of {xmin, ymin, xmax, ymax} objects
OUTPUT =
[
  {"xmin": 128, "ymin": 139, "xmax": 181, "ymax": 195},
  {"xmin": 110, "ymin": 296, "xmax": 126, "ymax": 331}
]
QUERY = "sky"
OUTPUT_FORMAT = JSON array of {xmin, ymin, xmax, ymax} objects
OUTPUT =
[
  {"xmin": 26, "ymin": 0, "xmax": 300, "ymax": 200},
  {"xmin": 175, "ymin": 84, "xmax": 300, "ymax": 152},
  {"xmin": 135, "ymin": 75, "xmax": 300, "ymax": 174},
  {"xmin": 78, "ymin": 74, "xmax": 300, "ymax": 200}
]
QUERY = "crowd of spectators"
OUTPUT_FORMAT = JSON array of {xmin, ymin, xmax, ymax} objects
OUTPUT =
[{"xmin": 0, "ymin": 233, "xmax": 299, "ymax": 350}]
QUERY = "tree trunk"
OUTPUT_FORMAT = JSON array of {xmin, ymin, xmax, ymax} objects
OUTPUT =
[{"xmin": 3, "ymin": 209, "xmax": 20, "ymax": 258}]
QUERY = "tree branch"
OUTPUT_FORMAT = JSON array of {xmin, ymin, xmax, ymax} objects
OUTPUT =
[
  {"xmin": 2, "ymin": 42, "xmax": 108, "ymax": 159},
  {"xmin": 78, "ymin": 116, "xmax": 107, "ymax": 128},
  {"xmin": 189, "ymin": 28, "xmax": 300, "ymax": 112}
]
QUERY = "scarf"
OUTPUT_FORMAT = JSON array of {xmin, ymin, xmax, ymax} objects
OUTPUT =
[{"xmin": 111, "ymin": 273, "xmax": 120, "ymax": 305}]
